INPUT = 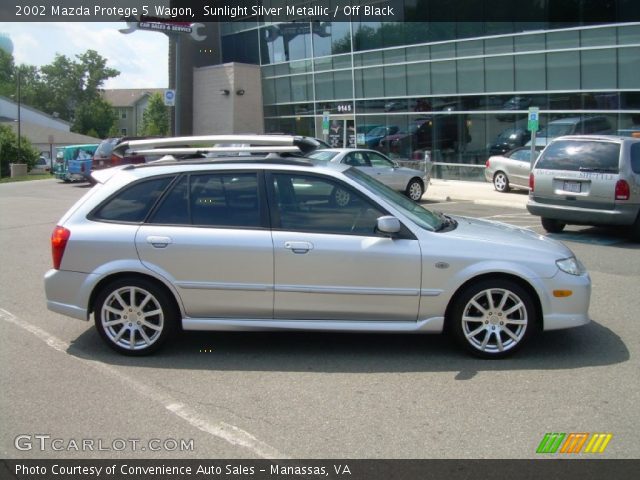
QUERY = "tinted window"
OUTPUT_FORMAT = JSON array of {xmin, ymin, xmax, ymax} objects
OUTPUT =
[
  {"xmin": 149, "ymin": 173, "xmax": 260, "ymax": 228},
  {"xmin": 344, "ymin": 152, "xmax": 370, "ymax": 167},
  {"xmin": 93, "ymin": 177, "xmax": 174, "ymax": 223},
  {"xmin": 367, "ymin": 152, "xmax": 394, "ymax": 167},
  {"xmin": 631, "ymin": 143, "xmax": 640, "ymax": 174},
  {"xmin": 536, "ymin": 140, "xmax": 620, "ymax": 173},
  {"xmin": 272, "ymin": 173, "xmax": 384, "ymax": 236},
  {"xmin": 307, "ymin": 151, "xmax": 339, "ymax": 162}
]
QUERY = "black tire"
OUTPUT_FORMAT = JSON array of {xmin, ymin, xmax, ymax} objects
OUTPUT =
[
  {"xmin": 94, "ymin": 277, "xmax": 178, "ymax": 356},
  {"xmin": 493, "ymin": 171, "xmax": 510, "ymax": 193},
  {"xmin": 405, "ymin": 178, "xmax": 424, "ymax": 201},
  {"xmin": 449, "ymin": 278, "xmax": 537, "ymax": 359},
  {"xmin": 541, "ymin": 217, "xmax": 566, "ymax": 233},
  {"xmin": 629, "ymin": 213, "xmax": 640, "ymax": 242}
]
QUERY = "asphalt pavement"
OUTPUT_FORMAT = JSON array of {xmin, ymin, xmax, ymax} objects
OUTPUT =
[{"xmin": 424, "ymin": 178, "xmax": 529, "ymax": 209}]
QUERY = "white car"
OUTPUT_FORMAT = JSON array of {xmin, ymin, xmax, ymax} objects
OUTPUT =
[{"xmin": 307, "ymin": 148, "xmax": 429, "ymax": 201}]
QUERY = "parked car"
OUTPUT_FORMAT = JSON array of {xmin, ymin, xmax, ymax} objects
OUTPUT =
[
  {"xmin": 31, "ymin": 156, "xmax": 51, "ymax": 174},
  {"xmin": 378, "ymin": 116, "xmax": 470, "ymax": 156},
  {"xmin": 488, "ymin": 126, "xmax": 535, "ymax": 155},
  {"xmin": 496, "ymin": 96, "xmax": 533, "ymax": 121},
  {"xmin": 306, "ymin": 148, "xmax": 429, "ymax": 201},
  {"xmin": 485, "ymin": 147, "xmax": 542, "ymax": 192},
  {"xmin": 45, "ymin": 135, "xmax": 591, "ymax": 359},
  {"xmin": 363, "ymin": 125, "xmax": 399, "ymax": 148},
  {"xmin": 92, "ymin": 136, "xmax": 150, "ymax": 173},
  {"xmin": 527, "ymin": 135, "xmax": 640, "ymax": 240},
  {"xmin": 527, "ymin": 116, "xmax": 613, "ymax": 147}
]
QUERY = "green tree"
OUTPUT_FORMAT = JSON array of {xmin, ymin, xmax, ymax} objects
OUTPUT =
[
  {"xmin": 72, "ymin": 97, "xmax": 117, "ymax": 139},
  {"xmin": 141, "ymin": 93, "xmax": 169, "ymax": 136},
  {"xmin": 0, "ymin": 49, "xmax": 15, "ymax": 97},
  {"xmin": 0, "ymin": 124, "xmax": 39, "ymax": 176}
]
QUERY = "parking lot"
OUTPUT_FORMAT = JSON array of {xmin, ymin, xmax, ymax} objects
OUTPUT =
[{"xmin": 1, "ymin": 178, "xmax": 639, "ymax": 459}]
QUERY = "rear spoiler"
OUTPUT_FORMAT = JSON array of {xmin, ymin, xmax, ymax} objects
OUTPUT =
[{"xmin": 90, "ymin": 165, "xmax": 130, "ymax": 185}]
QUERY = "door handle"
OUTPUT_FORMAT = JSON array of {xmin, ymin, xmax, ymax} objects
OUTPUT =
[
  {"xmin": 146, "ymin": 236, "xmax": 172, "ymax": 248},
  {"xmin": 284, "ymin": 241, "xmax": 313, "ymax": 254}
]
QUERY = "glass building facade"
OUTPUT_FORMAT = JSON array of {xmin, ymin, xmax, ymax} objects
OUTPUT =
[{"xmin": 215, "ymin": 13, "xmax": 640, "ymax": 174}]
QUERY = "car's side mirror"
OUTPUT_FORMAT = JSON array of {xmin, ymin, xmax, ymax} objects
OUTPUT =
[{"xmin": 376, "ymin": 216, "xmax": 401, "ymax": 236}]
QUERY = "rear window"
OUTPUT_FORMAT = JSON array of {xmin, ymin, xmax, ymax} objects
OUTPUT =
[
  {"xmin": 631, "ymin": 143, "xmax": 640, "ymax": 174},
  {"xmin": 91, "ymin": 176, "xmax": 174, "ymax": 223},
  {"xmin": 535, "ymin": 140, "xmax": 620, "ymax": 173}
]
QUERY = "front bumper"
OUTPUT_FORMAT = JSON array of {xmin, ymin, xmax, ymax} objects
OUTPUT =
[{"xmin": 539, "ymin": 270, "xmax": 591, "ymax": 331}]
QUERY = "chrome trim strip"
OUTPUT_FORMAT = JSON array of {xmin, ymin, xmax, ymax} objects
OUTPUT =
[
  {"xmin": 420, "ymin": 289, "xmax": 443, "ymax": 296},
  {"xmin": 176, "ymin": 282, "xmax": 273, "ymax": 292},
  {"xmin": 275, "ymin": 285, "xmax": 420, "ymax": 296}
]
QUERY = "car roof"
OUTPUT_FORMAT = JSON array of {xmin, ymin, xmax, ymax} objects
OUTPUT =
[{"xmin": 549, "ymin": 134, "xmax": 638, "ymax": 143}]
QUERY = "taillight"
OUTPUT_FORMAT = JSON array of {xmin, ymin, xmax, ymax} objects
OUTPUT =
[
  {"xmin": 51, "ymin": 226, "xmax": 70, "ymax": 270},
  {"xmin": 485, "ymin": 159, "xmax": 491, "ymax": 168},
  {"xmin": 615, "ymin": 179, "xmax": 630, "ymax": 200},
  {"xmin": 529, "ymin": 173, "xmax": 535, "ymax": 192}
]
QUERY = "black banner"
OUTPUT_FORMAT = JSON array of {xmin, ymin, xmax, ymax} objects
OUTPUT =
[{"xmin": 2, "ymin": 459, "xmax": 639, "ymax": 480}]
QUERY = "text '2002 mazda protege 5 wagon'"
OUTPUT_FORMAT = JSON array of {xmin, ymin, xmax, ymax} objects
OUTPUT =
[{"xmin": 45, "ymin": 135, "xmax": 591, "ymax": 359}]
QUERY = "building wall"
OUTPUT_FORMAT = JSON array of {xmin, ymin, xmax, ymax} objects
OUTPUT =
[{"xmin": 193, "ymin": 63, "xmax": 263, "ymax": 135}]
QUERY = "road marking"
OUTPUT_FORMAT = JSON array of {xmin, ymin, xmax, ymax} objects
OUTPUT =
[{"xmin": 0, "ymin": 307, "xmax": 287, "ymax": 459}]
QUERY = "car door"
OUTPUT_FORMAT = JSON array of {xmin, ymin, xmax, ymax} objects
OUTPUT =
[
  {"xmin": 366, "ymin": 151, "xmax": 404, "ymax": 190},
  {"xmin": 268, "ymin": 171, "xmax": 422, "ymax": 321},
  {"xmin": 508, "ymin": 149, "xmax": 534, "ymax": 188},
  {"xmin": 135, "ymin": 172, "xmax": 274, "ymax": 319}
]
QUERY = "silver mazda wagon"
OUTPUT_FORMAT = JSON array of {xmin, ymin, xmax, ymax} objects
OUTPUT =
[{"xmin": 45, "ymin": 135, "xmax": 591, "ymax": 358}]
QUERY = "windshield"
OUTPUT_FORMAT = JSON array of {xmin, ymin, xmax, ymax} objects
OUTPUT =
[
  {"xmin": 307, "ymin": 150, "xmax": 339, "ymax": 163},
  {"xmin": 345, "ymin": 168, "xmax": 442, "ymax": 231}
]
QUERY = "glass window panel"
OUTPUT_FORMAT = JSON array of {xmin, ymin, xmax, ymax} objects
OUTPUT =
[
  {"xmin": 431, "ymin": 43, "xmax": 456, "ymax": 59},
  {"xmin": 457, "ymin": 40, "xmax": 484, "ymax": 57},
  {"xmin": 457, "ymin": 58, "xmax": 484, "ymax": 94},
  {"xmin": 618, "ymin": 25, "xmax": 640, "ymax": 45},
  {"xmin": 484, "ymin": 37, "xmax": 513, "ymax": 54},
  {"xmin": 333, "ymin": 54, "xmax": 352, "ymax": 70},
  {"xmin": 581, "ymin": 27, "xmax": 616, "ymax": 47},
  {"xmin": 384, "ymin": 48, "xmax": 406, "ymax": 64},
  {"xmin": 360, "ymin": 50, "xmax": 383, "ymax": 66},
  {"xmin": 485, "ymin": 56, "xmax": 514, "ymax": 92},
  {"xmin": 287, "ymin": 33, "xmax": 312, "ymax": 61},
  {"xmin": 363, "ymin": 67, "xmax": 385, "ymax": 98},
  {"xmin": 314, "ymin": 72, "xmax": 333, "ymax": 101},
  {"xmin": 334, "ymin": 70, "xmax": 354, "ymax": 99},
  {"xmin": 546, "ymin": 30, "xmax": 579, "ymax": 49},
  {"xmin": 515, "ymin": 53, "xmax": 545, "ymax": 91},
  {"xmin": 94, "ymin": 177, "xmax": 174, "ymax": 223},
  {"xmin": 619, "ymin": 48, "xmax": 640, "ymax": 89},
  {"xmin": 384, "ymin": 65, "xmax": 407, "ymax": 97},
  {"xmin": 291, "ymin": 75, "xmax": 311, "ymax": 102},
  {"xmin": 262, "ymin": 78, "xmax": 276, "ymax": 104},
  {"xmin": 313, "ymin": 56, "xmax": 333, "ymax": 72},
  {"xmin": 354, "ymin": 69, "xmax": 364, "ymax": 98},
  {"xmin": 581, "ymin": 49, "xmax": 616, "ymax": 90},
  {"xmin": 407, "ymin": 63, "xmax": 431, "ymax": 96},
  {"xmin": 547, "ymin": 51, "xmax": 580, "ymax": 90},
  {"xmin": 431, "ymin": 61, "xmax": 456, "ymax": 95},
  {"xmin": 354, "ymin": 22, "xmax": 382, "ymax": 51},
  {"xmin": 275, "ymin": 76, "xmax": 291, "ymax": 103},
  {"xmin": 514, "ymin": 33, "xmax": 544, "ymax": 52},
  {"xmin": 406, "ymin": 45, "xmax": 429, "ymax": 62}
]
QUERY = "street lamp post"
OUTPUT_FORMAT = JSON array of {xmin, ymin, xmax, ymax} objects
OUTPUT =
[{"xmin": 17, "ymin": 66, "xmax": 21, "ymax": 164}]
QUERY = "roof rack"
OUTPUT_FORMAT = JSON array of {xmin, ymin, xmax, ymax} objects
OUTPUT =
[{"xmin": 115, "ymin": 134, "xmax": 322, "ymax": 157}]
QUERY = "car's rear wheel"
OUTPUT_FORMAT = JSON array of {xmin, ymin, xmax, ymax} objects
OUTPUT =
[
  {"xmin": 406, "ymin": 179, "xmax": 424, "ymax": 201},
  {"xmin": 541, "ymin": 217, "xmax": 566, "ymax": 233},
  {"xmin": 449, "ymin": 279, "xmax": 536, "ymax": 359},
  {"xmin": 493, "ymin": 171, "xmax": 510, "ymax": 192},
  {"xmin": 94, "ymin": 278, "xmax": 178, "ymax": 355}
]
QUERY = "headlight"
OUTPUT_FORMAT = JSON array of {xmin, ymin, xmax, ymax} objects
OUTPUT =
[{"xmin": 556, "ymin": 257, "xmax": 586, "ymax": 276}]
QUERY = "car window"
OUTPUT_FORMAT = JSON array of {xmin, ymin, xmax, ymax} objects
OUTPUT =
[
  {"xmin": 307, "ymin": 150, "xmax": 339, "ymax": 163},
  {"xmin": 150, "ymin": 173, "xmax": 260, "ymax": 228},
  {"xmin": 509, "ymin": 150, "xmax": 528, "ymax": 161},
  {"xmin": 271, "ymin": 173, "xmax": 385, "ymax": 236},
  {"xmin": 367, "ymin": 152, "xmax": 394, "ymax": 167},
  {"xmin": 92, "ymin": 176, "xmax": 174, "ymax": 223},
  {"xmin": 631, "ymin": 143, "xmax": 640, "ymax": 174},
  {"xmin": 535, "ymin": 140, "xmax": 620, "ymax": 173},
  {"xmin": 344, "ymin": 152, "xmax": 370, "ymax": 167}
]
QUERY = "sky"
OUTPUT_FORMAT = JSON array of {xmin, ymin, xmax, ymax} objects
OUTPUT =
[{"xmin": 0, "ymin": 22, "xmax": 168, "ymax": 89}]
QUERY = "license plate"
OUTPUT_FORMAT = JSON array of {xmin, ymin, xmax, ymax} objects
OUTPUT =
[{"xmin": 563, "ymin": 181, "xmax": 581, "ymax": 193}]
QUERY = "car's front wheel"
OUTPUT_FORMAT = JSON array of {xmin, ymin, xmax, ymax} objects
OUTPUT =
[
  {"xmin": 94, "ymin": 278, "xmax": 178, "ymax": 355},
  {"xmin": 449, "ymin": 279, "xmax": 536, "ymax": 358},
  {"xmin": 405, "ymin": 179, "xmax": 424, "ymax": 201},
  {"xmin": 493, "ymin": 171, "xmax": 510, "ymax": 192},
  {"xmin": 541, "ymin": 217, "xmax": 566, "ymax": 233}
]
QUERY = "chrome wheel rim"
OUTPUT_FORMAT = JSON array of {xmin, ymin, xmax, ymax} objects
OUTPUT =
[
  {"xmin": 409, "ymin": 182, "xmax": 423, "ymax": 201},
  {"xmin": 101, "ymin": 286, "xmax": 164, "ymax": 351},
  {"xmin": 462, "ymin": 288, "xmax": 527, "ymax": 354},
  {"xmin": 494, "ymin": 173, "xmax": 507, "ymax": 191}
]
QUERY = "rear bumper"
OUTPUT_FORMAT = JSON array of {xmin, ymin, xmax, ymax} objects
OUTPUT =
[
  {"xmin": 44, "ymin": 269, "xmax": 97, "ymax": 321},
  {"xmin": 527, "ymin": 198, "xmax": 639, "ymax": 226}
]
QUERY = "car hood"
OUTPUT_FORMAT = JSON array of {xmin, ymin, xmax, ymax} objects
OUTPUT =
[{"xmin": 444, "ymin": 215, "xmax": 573, "ymax": 260}]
